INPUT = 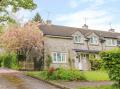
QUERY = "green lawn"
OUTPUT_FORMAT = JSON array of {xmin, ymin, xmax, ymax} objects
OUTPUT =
[
  {"xmin": 83, "ymin": 71, "xmax": 110, "ymax": 81},
  {"xmin": 27, "ymin": 71, "xmax": 47, "ymax": 80},
  {"xmin": 78, "ymin": 85, "xmax": 112, "ymax": 89},
  {"xmin": 26, "ymin": 70, "xmax": 110, "ymax": 81}
]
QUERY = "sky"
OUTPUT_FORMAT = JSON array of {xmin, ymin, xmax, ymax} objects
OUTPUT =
[{"xmin": 12, "ymin": 0, "xmax": 120, "ymax": 32}]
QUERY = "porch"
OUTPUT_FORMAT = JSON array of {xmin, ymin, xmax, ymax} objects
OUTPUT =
[{"xmin": 74, "ymin": 49, "xmax": 100, "ymax": 70}]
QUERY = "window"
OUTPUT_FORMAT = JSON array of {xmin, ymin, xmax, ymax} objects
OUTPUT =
[
  {"xmin": 74, "ymin": 35, "xmax": 83, "ymax": 43},
  {"xmin": 52, "ymin": 52, "xmax": 67, "ymax": 63},
  {"xmin": 90, "ymin": 36, "xmax": 98, "ymax": 45},
  {"xmin": 117, "ymin": 41, "xmax": 120, "ymax": 46},
  {"xmin": 106, "ymin": 39, "xmax": 117, "ymax": 46}
]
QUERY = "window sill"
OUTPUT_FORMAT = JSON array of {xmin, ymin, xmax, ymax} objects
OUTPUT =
[
  {"xmin": 89, "ymin": 43, "xmax": 99, "ymax": 46},
  {"xmin": 52, "ymin": 62, "xmax": 67, "ymax": 64},
  {"xmin": 74, "ymin": 42, "xmax": 84, "ymax": 45},
  {"xmin": 105, "ymin": 45, "xmax": 117, "ymax": 47}
]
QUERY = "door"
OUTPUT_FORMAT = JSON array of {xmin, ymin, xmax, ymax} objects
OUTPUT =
[
  {"xmin": 78, "ymin": 53, "xmax": 88, "ymax": 70},
  {"xmin": 78, "ymin": 54, "xmax": 82, "ymax": 70}
]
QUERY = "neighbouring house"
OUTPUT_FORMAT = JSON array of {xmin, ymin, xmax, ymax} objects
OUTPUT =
[{"xmin": 39, "ymin": 22, "xmax": 120, "ymax": 71}]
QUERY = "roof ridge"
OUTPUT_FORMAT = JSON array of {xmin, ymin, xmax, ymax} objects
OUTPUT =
[
  {"xmin": 51, "ymin": 24, "xmax": 120, "ymax": 34},
  {"xmin": 40, "ymin": 24, "xmax": 120, "ymax": 39}
]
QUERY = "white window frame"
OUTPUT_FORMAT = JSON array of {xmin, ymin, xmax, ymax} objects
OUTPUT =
[
  {"xmin": 90, "ymin": 36, "xmax": 98, "ymax": 45},
  {"xmin": 52, "ymin": 52, "xmax": 67, "ymax": 63},
  {"xmin": 74, "ymin": 35, "xmax": 83, "ymax": 43},
  {"xmin": 106, "ymin": 38, "xmax": 117, "ymax": 46}
]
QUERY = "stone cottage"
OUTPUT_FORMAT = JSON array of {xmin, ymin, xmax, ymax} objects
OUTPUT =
[{"xmin": 40, "ymin": 23, "xmax": 120, "ymax": 70}]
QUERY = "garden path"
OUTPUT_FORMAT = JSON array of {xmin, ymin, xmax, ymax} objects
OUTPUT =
[{"xmin": 57, "ymin": 81, "xmax": 113, "ymax": 89}]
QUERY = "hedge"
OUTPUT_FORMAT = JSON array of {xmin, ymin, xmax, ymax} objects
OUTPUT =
[{"xmin": 100, "ymin": 48, "xmax": 120, "ymax": 87}]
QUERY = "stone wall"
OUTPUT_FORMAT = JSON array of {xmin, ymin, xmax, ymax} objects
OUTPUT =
[{"xmin": 43, "ymin": 35, "xmax": 117, "ymax": 69}]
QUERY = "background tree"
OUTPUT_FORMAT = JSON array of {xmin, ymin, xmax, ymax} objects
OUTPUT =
[
  {"xmin": 32, "ymin": 13, "xmax": 43, "ymax": 23},
  {"xmin": 0, "ymin": 22, "xmax": 43, "ymax": 69},
  {"xmin": 0, "ymin": 0, "xmax": 37, "ymax": 23}
]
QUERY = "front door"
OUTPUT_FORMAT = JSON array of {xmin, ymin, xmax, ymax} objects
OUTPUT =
[{"xmin": 78, "ymin": 53, "xmax": 89, "ymax": 70}]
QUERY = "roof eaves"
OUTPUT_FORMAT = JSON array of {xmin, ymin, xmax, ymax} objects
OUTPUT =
[{"xmin": 44, "ymin": 34, "xmax": 72, "ymax": 39}]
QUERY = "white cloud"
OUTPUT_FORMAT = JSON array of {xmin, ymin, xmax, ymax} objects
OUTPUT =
[
  {"xmin": 54, "ymin": 8, "xmax": 120, "ymax": 31},
  {"xmin": 54, "ymin": 0, "xmax": 120, "ymax": 32}
]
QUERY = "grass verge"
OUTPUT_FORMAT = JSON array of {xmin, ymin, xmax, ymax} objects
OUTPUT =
[{"xmin": 78, "ymin": 85, "xmax": 112, "ymax": 89}]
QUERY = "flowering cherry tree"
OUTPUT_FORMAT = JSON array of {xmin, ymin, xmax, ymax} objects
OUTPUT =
[{"xmin": 0, "ymin": 22, "xmax": 44, "ymax": 69}]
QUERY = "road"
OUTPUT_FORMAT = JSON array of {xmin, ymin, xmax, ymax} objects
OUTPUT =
[{"xmin": 0, "ymin": 68, "xmax": 60, "ymax": 89}]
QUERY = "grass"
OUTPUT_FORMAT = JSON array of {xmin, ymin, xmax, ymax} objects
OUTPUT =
[
  {"xmin": 26, "ymin": 70, "xmax": 110, "ymax": 81},
  {"xmin": 83, "ymin": 71, "xmax": 110, "ymax": 81},
  {"xmin": 26, "ymin": 71, "xmax": 47, "ymax": 80},
  {"xmin": 78, "ymin": 85, "xmax": 112, "ymax": 89}
]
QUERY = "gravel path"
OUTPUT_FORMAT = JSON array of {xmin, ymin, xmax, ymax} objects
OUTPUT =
[
  {"xmin": 0, "ymin": 75, "xmax": 16, "ymax": 89},
  {"xmin": 0, "ymin": 68, "xmax": 61, "ymax": 89}
]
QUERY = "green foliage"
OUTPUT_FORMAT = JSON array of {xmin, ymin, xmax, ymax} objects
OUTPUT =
[
  {"xmin": 0, "ymin": 0, "xmax": 36, "ymax": 23},
  {"xmin": 89, "ymin": 59, "xmax": 103, "ymax": 70},
  {"xmin": 45, "ymin": 54, "xmax": 52, "ymax": 69},
  {"xmin": 89, "ymin": 54, "xmax": 103, "ymax": 70},
  {"xmin": 100, "ymin": 48, "xmax": 120, "ymax": 86},
  {"xmin": 78, "ymin": 85, "xmax": 113, "ymax": 89},
  {"xmin": 0, "ymin": 0, "xmax": 36, "ymax": 12},
  {"xmin": 0, "ymin": 25, "xmax": 4, "ymax": 33},
  {"xmin": 83, "ymin": 71, "xmax": 109, "ymax": 81},
  {"xmin": 27, "ymin": 70, "xmax": 110, "ymax": 81},
  {"xmin": 0, "ymin": 52, "xmax": 19, "ymax": 69},
  {"xmin": 0, "ymin": 59, "xmax": 2, "ymax": 67},
  {"xmin": 36, "ymin": 68, "xmax": 86, "ymax": 81},
  {"xmin": 68, "ymin": 50, "xmax": 73, "ymax": 69},
  {"xmin": 0, "ymin": 16, "xmax": 16, "ymax": 24},
  {"xmin": 32, "ymin": 13, "xmax": 43, "ymax": 22}
]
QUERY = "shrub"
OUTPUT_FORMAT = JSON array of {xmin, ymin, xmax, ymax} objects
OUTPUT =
[
  {"xmin": 43, "ymin": 68, "xmax": 86, "ymax": 81},
  {"xmin": 89, "ymin": 59, "xmax": 103, "ymax": 70},
  {"xmin": 0, "ymin": 52, "xmax": 19, "ymax": 69},
  {"xmin": 3, "ymin": 53, "xmax": 12, "ymax": 68},
  {"xmin": 100, "ymin": 48, "xmax": 120, "ymax": 86},
  {"xmin": 0, "ymin": 59, "xmax": 2, "ymax": 67},
  {"xmin": 45, "ymin": 54, "xmax": 52, "ymax": 69}
]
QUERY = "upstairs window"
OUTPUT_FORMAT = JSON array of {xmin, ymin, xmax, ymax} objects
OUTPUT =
[
  {"xmin": 90, "ymin": 36, "xmax": 98, "ymax": 45},
  {"xmin": 106, "ymin": 39, "xmax": 117, "ymax": 46},
  {"xmin": 74, "ymin": 35, "xmax": 83, "ymax": 43}
]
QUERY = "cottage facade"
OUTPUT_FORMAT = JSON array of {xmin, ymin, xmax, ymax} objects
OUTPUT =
[{"xmin": 40, "ymin": 24, "xmax": 120, "ymax": 70}]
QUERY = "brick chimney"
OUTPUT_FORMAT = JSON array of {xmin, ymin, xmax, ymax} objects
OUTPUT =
[
  {"xmin": 109, "ymin": 28, "xmax": 115, "ymax": 32},
  {"xmin": 82, "ymin": 24, "xmax": 88, "ymax": 29}
]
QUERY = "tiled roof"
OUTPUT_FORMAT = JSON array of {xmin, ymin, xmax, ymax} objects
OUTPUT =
[{"xmin": 40, "ymin": 24, "xmax": 120, "ymax": 39}]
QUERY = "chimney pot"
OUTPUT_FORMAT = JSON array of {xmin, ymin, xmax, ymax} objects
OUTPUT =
[
  {"xmin": 109, "ymin": 28, "xmax": 115, "ymax": 32},
  {"xmin": 82, "ymin": 24, "xmax": 88, "ymax": 29}
]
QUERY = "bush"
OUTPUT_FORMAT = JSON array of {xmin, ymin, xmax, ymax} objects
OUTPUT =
[
  {"xmin": 0, "ymin": 52, "xmax": 19, "ymax": 69},
  {"xmin": 0, "ymin": 59, "xmax": 2, "ymax": 67},
  {"xmin": 41, "ymin": 68, "xmax": 86, "ymax": 81},
  {"xmin": 100, "ymin": 48, "xmax": 120, "ymax": 86},
  {"xmin": 89, "ymin": 59, "xmax": 103, "ymax": 70},
  {"xmin": 45, "ymin": 54, "xmax": 52, "ymax": 69}
]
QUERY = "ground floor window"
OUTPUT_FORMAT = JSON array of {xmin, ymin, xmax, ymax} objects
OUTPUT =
[
  {"xmin": 52, "ymin": 52, "xmax": 67, "ymax": 63},
  {"xmin": 77, "ymin": 53, "xmax": 100, "ymax": 60}
]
